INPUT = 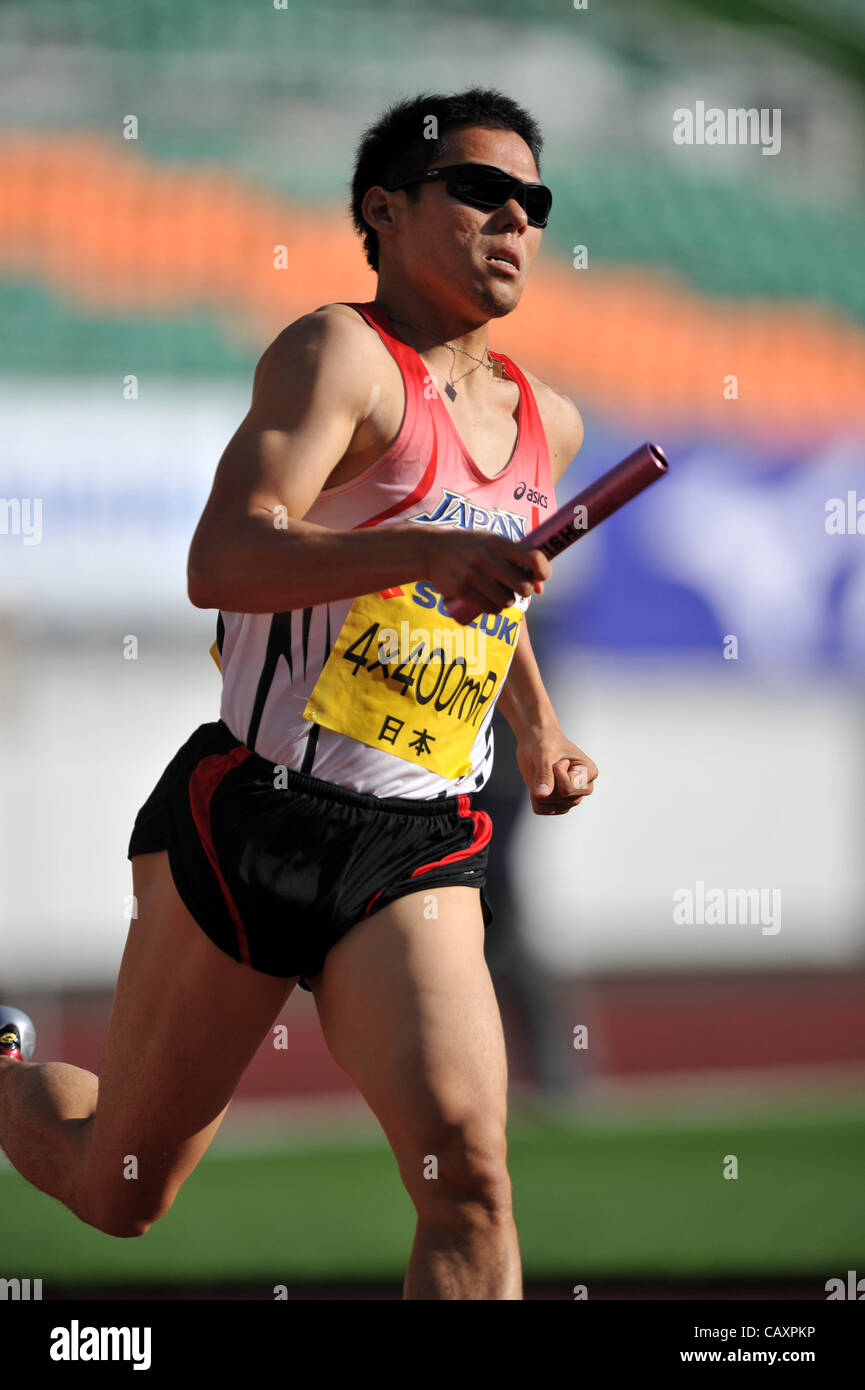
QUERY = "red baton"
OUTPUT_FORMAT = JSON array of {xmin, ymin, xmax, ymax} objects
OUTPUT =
[{"xmin": 444, "ymin": 441, "xmax": 669, "ymax": 625}]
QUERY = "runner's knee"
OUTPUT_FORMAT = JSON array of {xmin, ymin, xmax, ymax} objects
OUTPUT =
[
  {"xmin": 84, "ymin": 1194, "xmax": 174, "ymax": 1239},
  {"xmin": 404, "ymin": 1113, "xmax": 512, "ymax": 1223},
  {"xmin": 79, "ymin": 1169, "xmax": 179, "ymax": 1239}
]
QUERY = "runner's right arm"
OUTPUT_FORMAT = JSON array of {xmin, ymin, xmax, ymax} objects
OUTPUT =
[{"xmin": 187, "ymin": 307, "xmax": 548, "ymax": 615}]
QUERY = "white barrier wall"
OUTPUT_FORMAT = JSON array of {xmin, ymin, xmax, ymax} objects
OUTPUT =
[
  {"xmin": 515, "ymin": 653, "xmax": 865, "ymax": 974},
  {"xmin": 0, "ymin": 627, "xmax": 223, "ymax": 987},
  {"xmin": 0, "ymin": 633, "xmax": 861, "ymax": 987}
]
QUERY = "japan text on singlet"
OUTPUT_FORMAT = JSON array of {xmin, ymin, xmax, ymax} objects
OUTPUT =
[{"xmin": 212, "ymin": 301, "xmax": 557, "ymax": 800}]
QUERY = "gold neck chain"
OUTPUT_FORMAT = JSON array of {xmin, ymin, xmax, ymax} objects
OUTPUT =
[{"xmin": 386, "ymin": 312, "xmax": 506, "ymax": 400}]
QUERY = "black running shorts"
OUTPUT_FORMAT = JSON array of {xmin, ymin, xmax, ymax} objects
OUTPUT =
[{"xmin": 127, "ymin": 719, "xmax": 495, "ymax": 990}]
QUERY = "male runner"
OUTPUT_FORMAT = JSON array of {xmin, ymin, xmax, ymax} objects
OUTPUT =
[{"xmin": 0, "ymin": 87, "xmax": 598, "ymax": 1300}]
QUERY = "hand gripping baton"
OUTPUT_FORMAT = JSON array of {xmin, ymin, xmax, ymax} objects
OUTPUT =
[{"xmin": 444, "ymin": 441, "xmax": 670, "ymax": 625}]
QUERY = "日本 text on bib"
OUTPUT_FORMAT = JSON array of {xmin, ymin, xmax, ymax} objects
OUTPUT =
[{"xmin": 303, "ymin": 580, "xmax": 524, "ymax": 778}]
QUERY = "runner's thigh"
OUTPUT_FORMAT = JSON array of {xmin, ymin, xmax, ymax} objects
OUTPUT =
[
  {"xmin": 309, "ymin": 885, "xmax": 510, "ymax": 1202},
  {"xmin": 84, "ymin": 849, "xmax": 298, "ymax": 1232}
]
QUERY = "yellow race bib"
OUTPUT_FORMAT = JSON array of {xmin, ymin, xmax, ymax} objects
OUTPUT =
[{"xmin": 302, "ymin": 581, "xmax": 523, "ymax": 778}]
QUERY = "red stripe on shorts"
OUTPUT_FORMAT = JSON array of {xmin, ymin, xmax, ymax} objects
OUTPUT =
[
  {"xmin": 361, "ymin": 885, "xmax": 387, "ymax": 919},
  {"xmin": 359, "ymin": 795, "xmax": 491, "ymax": 919},
  {"xmin": 188, "ymin": 747, "xmax": 253, "ymax": 964},
  {"xmin": 410, "ymin": 794, "xmax": 492, "ymax": 875}
]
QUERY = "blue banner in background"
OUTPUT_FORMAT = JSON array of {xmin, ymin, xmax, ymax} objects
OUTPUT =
[
  {"xmin": 2, "ymin": 376, "xmax": 863, "ymax": 678},
  {"xmin": 532, "ymin": 423, "xmax": 865, "ymax": 679}
]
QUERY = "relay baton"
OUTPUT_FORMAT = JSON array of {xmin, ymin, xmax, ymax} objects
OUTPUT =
[{"xmin": 444, "ymin": 441, "xmax": 669, "ymax": 625}]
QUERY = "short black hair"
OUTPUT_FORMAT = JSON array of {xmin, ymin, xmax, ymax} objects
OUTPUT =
[{"xmin": 350, "ymin": 87, "xmax": 544, "ymax": 272}]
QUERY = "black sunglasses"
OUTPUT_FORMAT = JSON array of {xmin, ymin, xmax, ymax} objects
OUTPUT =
[{"xmin": 385, "ymin": 162, "xmax": 552, "ymax": 228}]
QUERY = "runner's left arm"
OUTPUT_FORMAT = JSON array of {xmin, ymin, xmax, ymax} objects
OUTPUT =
[
  {"xmin": 497, "ymin": 619, "xmax": 598, "ymax": 817},
  {"xmin": 496, "ymin": 618, "xmax": 557, "ymax": 739},
  {"xmin": 499, "ymin": 375, "xmax": 592, "ymax": 814}
]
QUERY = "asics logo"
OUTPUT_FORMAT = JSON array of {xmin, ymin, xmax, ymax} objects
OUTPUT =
[{"xmin": 513, "ymin": 481, "xmax": 548, "ymax": 507}]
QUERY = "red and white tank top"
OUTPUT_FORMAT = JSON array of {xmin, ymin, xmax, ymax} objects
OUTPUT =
[{"xmin": 214, "ymin": 301, "xmax": 556, "ymax": 799}]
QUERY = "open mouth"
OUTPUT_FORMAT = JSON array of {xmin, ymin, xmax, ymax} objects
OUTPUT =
[{"xmin": 485, "ymin": 253, "xmax": 520, "ymax": 273}]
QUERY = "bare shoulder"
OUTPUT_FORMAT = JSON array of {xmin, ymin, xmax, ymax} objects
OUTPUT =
[
  {"xmin": 250, "ymin": 302, "xmax": 388, "ymax": 409},
  {"xmin": 521, "ymin": 367, "xmax": 584, "ymax": 485}
]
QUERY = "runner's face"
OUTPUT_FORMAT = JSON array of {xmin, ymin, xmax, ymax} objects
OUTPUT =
[{"xmin": 398, "ymin": 127, "xmax": 543, "ymax": 318}]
